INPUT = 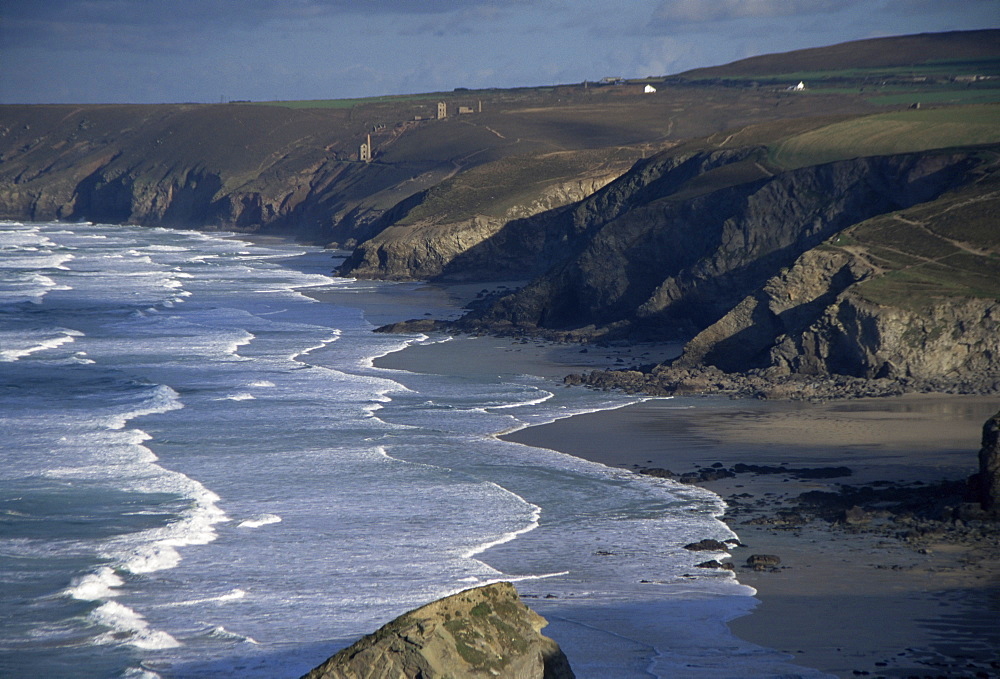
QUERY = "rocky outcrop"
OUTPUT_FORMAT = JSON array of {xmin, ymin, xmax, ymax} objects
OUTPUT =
[
  {"xmin": 674, "ymin": 247, "xmax": 878, "ymax": 371},
  {"xmin": 769, "ymin": 292, "xmax": 1000, "ymax": 383},
  {"xmin": 972, "ymin": 411, "xmax": 1000, "ymax": 511},
  {"xmin": 301, "ymin": 582, "xmax": 574, "ymax": 679}
]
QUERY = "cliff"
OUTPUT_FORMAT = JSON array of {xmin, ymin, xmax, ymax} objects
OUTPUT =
[
  {"xmin": 337, "ymin": 149, "xmax": 637, "ymax": 280},
  {"xmin": 300, "ymin": 582, "xmax": 574, "ymax": 679},
  {"xmin": 457, "ymin": 148, "xmax": 989, "ymax": 339},
  {"xmin": 558, "ymin": 156, "xmax": 1000, "ymax": 398}
]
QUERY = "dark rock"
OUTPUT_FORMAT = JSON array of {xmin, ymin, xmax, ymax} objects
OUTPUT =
[
  {"xmin": 746, "ymin": 554, "xmax": 782, "ymax": 570},
  {"xmin": 684, "ymin": 539, "xmax": 729, "ymax": 552},
  {"xmin": 695, "ymin": 467, "xmax": 737, "ymax": 481},
  {"xmin": 373, "ymin": 318, "xmax": 452, "ymax": 334},
  {"xmin": 844, "ymin": 505, "xmax": 872, "ymax": 525},
  {"xmin": 638, "ymin": 467, "xmax": 675, "ymax": 479},
  {"xmin": 731, "ymin": 463, "xmax": 852, "ymax": 479},
  {"xmin": 300, "ymin": 582, "xmax": 574, "ymax": 679},
  {"xmin": 971, "ymin": 410, "xmax": 1000, "ymax": 511},
  {"xmin": 695, "ymin": 560, "xmax": 735, "ymax": 571}
]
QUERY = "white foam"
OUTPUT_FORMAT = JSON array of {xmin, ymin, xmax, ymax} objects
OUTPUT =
[
  {"xmin": 225, "ymin": 330, "xmax": 255, "ymax": 359},
  {"xmin": 237, "ymin": 514, "xmax": 282, "ymax": 528},
  {"xmin": 362, "ymin": 334, "xmax": 427, "ymax": 369},
  {"xmin": 0, "ymin": 327, "xmax": 83, "ymax": 362},
  {"xmin": 118, "ymin": 486, "xmax": 229, "ymax": 574},
  {"xmin": 103, "ymin": 384, "xmax": 184, "ymax": 430},
  {"xmin": 90, "ymin": 601, "xmax": 180, "ymax": 649},
  {"xmin": 122, "ymin": 669, "xmax": 162, "ymax": 679},
  {"xmin": 171, "ymin": 589, "xmax": 247, "ymax": 606},
  {"xmin": 207, "ymin": 625, "xmax": 259, "ymax": 645},
  {"xmin": 290, "ymin": 331, "xmax": 342, "ymax": 361},
  {"xmin": 65, "ymin": 566, "xmax": 124, "ymax": 601},
  {"xmin": 0, "ymin": 250, "xmax": 74, "ymax": 270},
  {"xmin": 489, "ymin": 389, "xmax": 555, "ymax": 409},
  {"xmin": 218, "ymin": 392, "xmax": 255, "ymax": 401},
  {"xmin": 462, "ymin": 484, "xmax": 542, "ymax": 560},
  {"xmin": 121, "ymin": 543, "xmax": 183, "ymax": 574},
  {"xmin": 249, "ymin": 380, "xmax": 275, "ymax": 387}
]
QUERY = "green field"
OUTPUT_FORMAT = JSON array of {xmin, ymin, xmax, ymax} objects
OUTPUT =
[
  {"xmin": 865, "ymin": 89, "xmax": 1000, "ymax": 106},
  {"xmin": 768, "ymin": 104, "xmax": 1000, "ymax": 169}
]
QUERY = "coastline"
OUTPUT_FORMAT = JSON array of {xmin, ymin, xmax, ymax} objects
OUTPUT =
[{"xmin": 374, "ymin": 332, "xmax": 1000, "ymax": 678}]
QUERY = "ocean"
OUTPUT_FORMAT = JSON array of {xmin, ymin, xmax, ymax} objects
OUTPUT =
[{"xmin": 0, "ymin": 221, "xmax": 825, "ymax": 678}]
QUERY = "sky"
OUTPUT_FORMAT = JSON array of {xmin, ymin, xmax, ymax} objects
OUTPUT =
[{"xmin": 1, "ymin": 0, "xmax": 997, "ymax": 105}]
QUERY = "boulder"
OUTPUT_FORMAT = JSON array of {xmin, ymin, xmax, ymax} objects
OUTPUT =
[
  {"xmin": 746, "ymin": 554, "xmax": 782, "ymax": 571},
  {"xmin": 300, "ymin": 582, "xmax": 574, "ymax": 679},
  {"xmin": 683, "ymin": 539, "xmax": 730, "ymax": 552},
  {"xmin": 695, "ymin": 560, "xmax": 735, "ymax": 571}
]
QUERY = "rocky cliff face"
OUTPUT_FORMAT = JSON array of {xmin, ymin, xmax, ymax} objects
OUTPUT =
[
  {"xmin": 338, "ymin": 172, "xmax": 622, "ymax": 281},
  {"xmin": 768, "ymin": 292, "xmax": 1000, "ymax": 383},
  {"xmin": 300, "ymin": 582, "xmax": 574, "ymax": 679},
  {"xmin": 461, "ymin": 149, "xmax": 984, "ymax": 340},
  {"xmin": 0, "ymin": 104, "xmax": 637, "ymax": 245}
]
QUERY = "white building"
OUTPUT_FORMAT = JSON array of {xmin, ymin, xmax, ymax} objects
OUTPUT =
[{"xmin": 644, "ymin": 84, "xmax": 657, "ymax": 94}]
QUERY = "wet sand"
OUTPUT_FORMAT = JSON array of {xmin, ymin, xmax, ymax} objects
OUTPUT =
[{"xmin": 376, "ymin": 332, "xmax": 1000, "ymax": 678}]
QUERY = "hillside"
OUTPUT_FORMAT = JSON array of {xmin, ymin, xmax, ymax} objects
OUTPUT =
[
  {"xmin": 0, "ymin": 79, "xmax": 876, "ymax": 245},
  {"xmin": 679, "ymin": 30, "xmax": 1000, "ymax": 78},
  {"xmin": 675, "ymin": 29, "xmax": 1000, "ymax": 107}
]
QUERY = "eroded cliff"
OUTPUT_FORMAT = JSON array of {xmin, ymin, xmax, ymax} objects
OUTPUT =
[{"xmin": 562, "ymin": 165, "xmax": 1000, "ymax": 398}]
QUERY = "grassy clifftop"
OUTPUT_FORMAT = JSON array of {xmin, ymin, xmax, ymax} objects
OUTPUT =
[
  {"xmin": 769, "ymin": 105, "xmax": 1000, "ymax": 169},
  {"xmin": 832, "ymin": 171, "xmax": 1000, "ymax": 310}
]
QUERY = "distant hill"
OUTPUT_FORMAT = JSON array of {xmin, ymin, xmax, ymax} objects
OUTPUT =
[{"xmin": 678, "ymin": 29, "xmax": 1000, "ymax": 78}]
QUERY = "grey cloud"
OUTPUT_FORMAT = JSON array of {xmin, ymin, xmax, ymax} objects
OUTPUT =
[
  {"xmin": 0, "ymin": 0, "xmax": 551, "ymax": 50},
  {"xmin": 649, "ymin": 0, "xmax": 858, "ymax": 25}
]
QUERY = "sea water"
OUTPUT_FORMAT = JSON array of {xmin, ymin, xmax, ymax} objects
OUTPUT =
[{"xmin": 0, "ymin": 222, "xmax": 825, "ymax": 678}]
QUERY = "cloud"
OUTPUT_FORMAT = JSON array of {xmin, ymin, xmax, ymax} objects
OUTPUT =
[
  {"xmin": 650, "ymin": 0, "xmax": 999, "ymax": 26},
  {"xmin": 650, "ymin": 0, "xmax": 858, "ymax": 24},
  {"xmin": 0, "ymin": 0, "xmax": 555, "ymax": 51}
]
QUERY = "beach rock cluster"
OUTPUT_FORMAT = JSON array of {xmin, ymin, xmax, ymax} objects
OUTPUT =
[
  {"xmin": 640, "ymin": 463, "xmax": 852, "ymax": 484},
  {"xmin": 565, "ymin": 360, "xmax": 1000, "ymax": 401},
  {"xmin": 300, "ymin": 582, "xmax": 574, "ymax": 679}
]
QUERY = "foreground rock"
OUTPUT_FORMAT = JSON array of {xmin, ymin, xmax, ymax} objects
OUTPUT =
[{"xmin": 301, "ymin": 582, "xmax": 574, "ymax": 679}]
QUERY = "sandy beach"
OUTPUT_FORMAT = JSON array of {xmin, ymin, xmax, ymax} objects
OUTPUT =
[{"xmin": 375, "ymin": 332, "xmax": 1000, "ymax": 678}]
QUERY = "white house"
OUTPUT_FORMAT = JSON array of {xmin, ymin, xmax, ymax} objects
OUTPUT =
[
  {"xmin": 644, "ymin": 84, "xmax": 657, "ymax": 94},
  {"xmin": 792, "ymin": 81, "xmax": 805, "ymax": 91}
]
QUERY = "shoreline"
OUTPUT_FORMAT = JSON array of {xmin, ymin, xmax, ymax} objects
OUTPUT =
[
  {"xmin": 502, "ymin": 395, "xmax": 1000, "ymax": 678},
  {"xmin": 373, "ymin": 331, "xmax": 1000, "ymax": 678}
]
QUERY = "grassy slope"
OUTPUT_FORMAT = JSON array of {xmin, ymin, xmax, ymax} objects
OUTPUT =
[
  {"xmin": 769, "ymin": 104, "xmax": 1000, "ymax": 169},
  {"xmin": 822, "ymin": 162, "xmax": 1000, "ymax": 310},
  {"xmin": 396, "ymin": 147, "xmax": 641, "ymax": 225}
]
